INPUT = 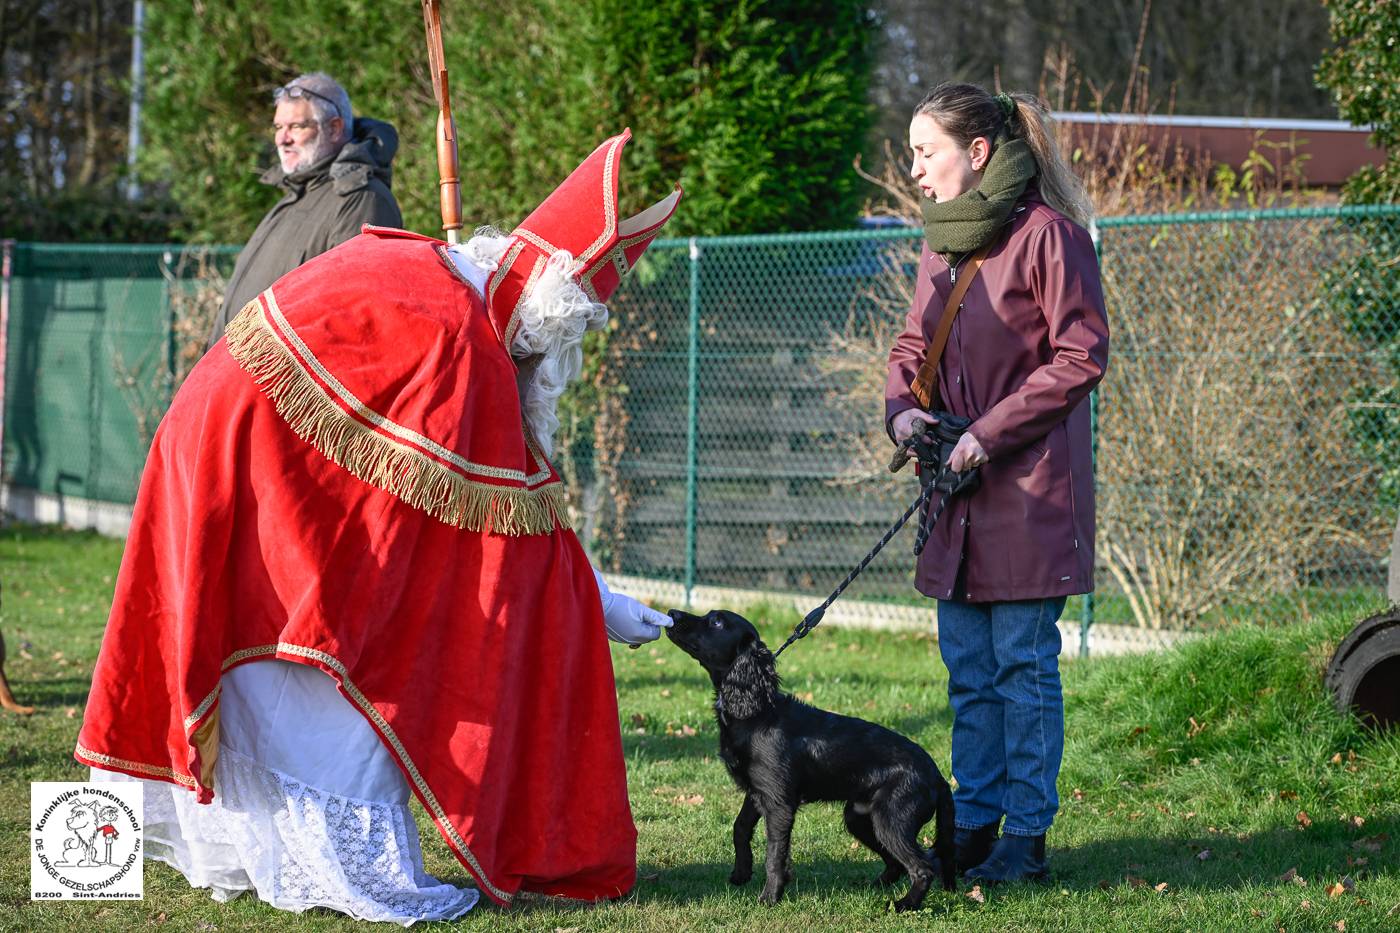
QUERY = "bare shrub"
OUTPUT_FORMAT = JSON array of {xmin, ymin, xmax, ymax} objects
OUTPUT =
[
  {"xmin": 163, "ymin": 246, "xmax": 226, "ymax": 389},
  {"xmin": 1096, "ymin": 221, "xmax": 1381, "ymax": 628},
  {"xmin": 111, "ymin": 247, "xmax": 228, "ymax": 451}
]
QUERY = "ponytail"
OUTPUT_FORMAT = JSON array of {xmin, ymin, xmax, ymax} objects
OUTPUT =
[{"xmin": 914, "ymin": 83, "xmax": 1093, "ymax": 229}]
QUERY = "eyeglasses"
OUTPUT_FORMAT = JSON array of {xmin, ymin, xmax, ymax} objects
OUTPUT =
[{"xmin": 273, "ymin": 83, "xmax": 344, "ymax": 123}]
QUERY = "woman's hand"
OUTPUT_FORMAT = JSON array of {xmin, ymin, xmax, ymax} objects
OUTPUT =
[
  {"xmin": 948, "ymin": 432, "xmax": 988, "ymax": 471},
  {"xmin": 892, "ymin": 409, "xmax": 938, "ymax": 442}
]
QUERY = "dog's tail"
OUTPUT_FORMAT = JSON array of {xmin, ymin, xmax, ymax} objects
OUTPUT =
[{"xmin": 933, "ymin": 786, "xmax": 956, "ymax": 891}]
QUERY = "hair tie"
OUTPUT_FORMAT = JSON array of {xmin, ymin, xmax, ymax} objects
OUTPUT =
[{"xmin": 994, "ymin": 93, "xmax": 1016, "ymax": 120}]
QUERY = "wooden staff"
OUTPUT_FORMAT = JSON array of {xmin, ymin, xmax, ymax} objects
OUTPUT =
[{"xmin": 422, "ymin": 0, "xmax": 462, "ymax": 243}]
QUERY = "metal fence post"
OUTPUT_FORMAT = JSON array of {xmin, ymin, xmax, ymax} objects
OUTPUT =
[
  {"xmin": 684, "ymin": 238, "xmax": 701, "ymax": 608},
  {"xmin": 1081, "ymin": 222, "xmax": 1103, "ymax": 658},
  {"xmin": 0, "ymin": 240, "xmax": 11, "ymax": 477},
  {"xmin": 162, "ymin": 250, "xmax": 176, "ymax": 405}
]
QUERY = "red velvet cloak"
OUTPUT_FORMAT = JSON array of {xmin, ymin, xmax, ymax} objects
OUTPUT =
[{"xmin": 76, "ymin": 227, "xmax": 636, "ymax": 905}]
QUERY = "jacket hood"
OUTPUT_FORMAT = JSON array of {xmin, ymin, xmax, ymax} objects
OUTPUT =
[{"xmin": 262, "ymin": 117, "xmax": 398, "ymax": 194}]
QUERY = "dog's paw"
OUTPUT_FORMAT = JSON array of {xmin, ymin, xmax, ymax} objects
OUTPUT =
[
  {"xmin": 728, "ymin": 868, "xmax": 752, "ymax": 886},
  {"xmin": 873, "ymin": 867, "xmax": 905, "ymax": 887},
  {"xmin": 892, "ymin": 895, "xmax": 925, "ymax": 913}
]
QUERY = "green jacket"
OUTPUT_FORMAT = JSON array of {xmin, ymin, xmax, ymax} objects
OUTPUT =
[{"xmin": 209, "ymin": 117, "xmax": 403, "ymax": 347}]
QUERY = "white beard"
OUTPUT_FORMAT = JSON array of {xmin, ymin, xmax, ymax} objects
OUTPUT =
[{"xmin": 445, "ymin": 233, "xmax": 608, "ymax": 459}]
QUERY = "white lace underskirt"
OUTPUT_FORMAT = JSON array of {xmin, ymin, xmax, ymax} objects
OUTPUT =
[{"xmin": 93, "ymin": 660, "xmax": 478, "ymax": 925}]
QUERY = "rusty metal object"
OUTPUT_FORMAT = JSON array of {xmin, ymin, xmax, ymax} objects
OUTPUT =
[{"xmin": 0, "ymin": 582, "xmax": 35, "ymax": 715}]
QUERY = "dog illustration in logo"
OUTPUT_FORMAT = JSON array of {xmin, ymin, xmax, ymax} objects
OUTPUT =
[{"xmin": 54, "ymin": 800, "xmax": 102, "ymax": 867}]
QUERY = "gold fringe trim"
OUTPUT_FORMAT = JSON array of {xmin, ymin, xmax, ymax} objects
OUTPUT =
[
  {"xmin": 224, "ymin": 301, "xmax": 565, "ymax": 536},
  {"xmin": 76, "ymin": 743, "xmax": 198, "ymax": 789}
]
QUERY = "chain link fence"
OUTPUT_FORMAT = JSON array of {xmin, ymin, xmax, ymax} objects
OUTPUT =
[
  {"xmin": 3, "ymin": 205, "xmax": 1398, "ymax": 634},
  {"xmin": 583, "ymin": 205, "xmax": 1400, "ymax": 632}
]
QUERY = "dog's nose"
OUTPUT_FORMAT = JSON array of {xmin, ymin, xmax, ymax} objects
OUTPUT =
[{"xmin": 666, "ymin": 608, "xmax": 683, "ymax": 622}]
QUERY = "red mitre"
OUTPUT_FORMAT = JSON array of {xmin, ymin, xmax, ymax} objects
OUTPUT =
[{"xmin": 486, "ymin": 128, "xmax": 683, "ymax": 346}]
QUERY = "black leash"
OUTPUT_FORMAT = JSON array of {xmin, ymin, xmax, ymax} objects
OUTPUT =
[
  {"xmin": 773, "ymin": 415, "xmax": 981, "ymax": 659},
  {"xmin": 773, "ymin": 482, "xmax": 941, "ymax": 657}
]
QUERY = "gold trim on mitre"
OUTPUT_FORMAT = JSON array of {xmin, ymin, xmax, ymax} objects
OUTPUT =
[{"xmin": 224, "ymin": 296, "xmax": 566, "ymax": 536}]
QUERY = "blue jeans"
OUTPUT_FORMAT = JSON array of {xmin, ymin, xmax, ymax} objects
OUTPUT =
[{"xmin": 936, "ymin": 597, "xmax": 1066, "ymax": 837}]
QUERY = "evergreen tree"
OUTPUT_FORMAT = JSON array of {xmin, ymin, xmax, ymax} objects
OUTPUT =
[
  {"xmin": 1315, "ymin": 0, "xmax": 1400, "ymax": 508},
  {"xmin": 139, "ymin": 0, "xmax": 875, "ymax": 242}
]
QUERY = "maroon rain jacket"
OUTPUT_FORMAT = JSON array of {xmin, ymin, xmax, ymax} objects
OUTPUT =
[{"xmin": 885, "ymin": 192, "xmax": 1109, "ymax": 602}]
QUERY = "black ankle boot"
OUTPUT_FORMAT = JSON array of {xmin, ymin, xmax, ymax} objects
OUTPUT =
[
  {"xmin": 964, "ymin": 833, "xmax": 1048, "ymax": 883},
  {"xmin": 954, "ymin": 822, "xmax": 1000, "ymax": 874}
]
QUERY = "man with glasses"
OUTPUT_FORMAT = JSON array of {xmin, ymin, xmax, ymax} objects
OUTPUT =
[{"xmin": 207, "ymin": 72, "xmax": 402, "ymax": 348}]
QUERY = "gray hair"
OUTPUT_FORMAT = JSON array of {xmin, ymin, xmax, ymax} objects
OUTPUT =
[{"xmin": 279, "ymin": 72, "xmax": 353, "ymax": 137}]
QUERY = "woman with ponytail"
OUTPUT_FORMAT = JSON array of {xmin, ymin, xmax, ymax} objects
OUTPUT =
[{"xmin": 884, "ymin": 83, "xmax": 1109, "ymax": 883}]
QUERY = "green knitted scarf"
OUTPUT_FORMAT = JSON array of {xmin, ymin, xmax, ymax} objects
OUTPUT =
[{"xmin": 921, "ymin": 136, "xmax": 1037, "ymax": 254}]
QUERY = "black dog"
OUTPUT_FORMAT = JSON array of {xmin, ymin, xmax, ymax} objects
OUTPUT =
[{"xmin": 666, "ymin": 608, "xmax": 955, "ymax": 910}]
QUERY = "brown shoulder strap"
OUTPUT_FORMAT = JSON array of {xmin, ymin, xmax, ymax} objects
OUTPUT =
[{"xmin": 908, "ymin": 246, "xmax": 990, "ymax": 410}]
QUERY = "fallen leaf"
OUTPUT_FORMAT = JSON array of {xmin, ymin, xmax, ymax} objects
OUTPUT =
[
  {"xmin": 554, "ymin": 927, "xmax": 580, "ymax": 933},
  {"xmin": 1334, "ymin": 921, "xmax": 1346, "ymax": 932},
  {"xmin": 1353, "ymin": 834, "xmax": 1387, "ymax": 853},
  {"xmin": 1187, "ymin": 716, "xmax": 1206, "ymax": 737},
  {"xmin": 1331, "ymin": 752, "xmax": 1343, "ymax": 764},
  {"xmin": 1251, "ymin": 909, "xmax": 1264, "ymax": 918},
  {"xmin": 51, "ymin": 651, "xmax": 64, "ymax": 660},
  {"xmin": 1296, "ymin": 811, "xmax": 1313, "ymax": 829},
  {"xmin": 1197, "ymin": 848, "xmax": 1212, "ymax": 861},
  {"xmin": 641, "ymin": 872, "xmax": 660, "ymax": 882},
  {"xmin": 1347, "ymin": 750, "xmax": 1357, "ymax": 762},
  {"xmin": 679, "ymin": 724, "xmax": 697, "ymax": 737},
  {"xmin": 1185, "ymin": 811, "xmax": 1197, "ymax": 820},
  {"xmin": 1072, "ymin": 788, "xmax": 1085, "ymax": 801},
  {"xmin": 65, "ymin": 708, "xmax": 77, "ymax": 719},
  {"xmin": 1300, "ymin": 898, "xmax": 1311, "ymax": 909},
  {"xmin": 629, "ymin": 714, "xmax": 645, "ymax": 728},
  {"xmin": 1280, "ymin": 867, "xmax": 1305, "ymax": 885},
  {"xmin": 1127, "ymin": 875, "xmax": 1147, "ymax": 887},
  {"xmin": 1345, "ymin": 815, "xmax": 1365, "ymax": 829},
  {"xmin": 850, "ymin": 840, "xmax": 860, "ymax": 850},
  {"xmin": 966, "ymin": 884, "xmax": 985, "ymax": 904},
  {"xmin": 660, "ymin": 689, "xmax": 671, "ymax": 698},
  {"xmin": 1129, "ymin": 725, "xmax": 1149, "ymax": 738},
  {"xmin": 1278, "ymin": 790, "xmax": 1298, "ymax": 801},
  {"xmin": 1327, "ymin": 883, "xmax": 1347, "ymax": 898},
  {"xmin": 672, "ymin": 794, "xmax": 704, "ymax": 806}
]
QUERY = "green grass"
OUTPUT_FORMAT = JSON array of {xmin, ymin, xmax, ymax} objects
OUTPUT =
[{"xmin": 1, "ymin": 523, "xmax": 1397, "ymax": 931}]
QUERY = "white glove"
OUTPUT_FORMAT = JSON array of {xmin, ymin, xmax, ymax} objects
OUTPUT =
[{"xmin": 594, "ymin": 569, "xmax": 672, "ymax": 646}]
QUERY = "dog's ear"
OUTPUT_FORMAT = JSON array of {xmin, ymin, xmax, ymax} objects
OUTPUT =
[{"xmin": 719, "ymin": 638, "xmax": 779, "ymax": 720}]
